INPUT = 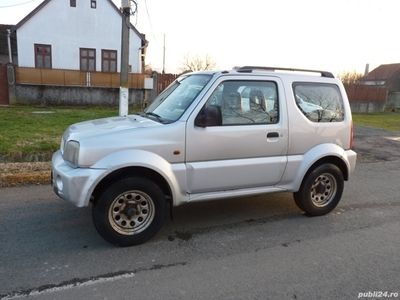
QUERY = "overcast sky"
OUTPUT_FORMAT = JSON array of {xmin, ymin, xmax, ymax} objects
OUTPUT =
[{"xmin": 1, "ymin": 0, "xmax": 399, "ymax": 75}]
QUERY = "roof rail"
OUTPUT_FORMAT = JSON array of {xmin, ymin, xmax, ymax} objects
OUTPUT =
[{"xmin": 235, "ymin": 66, "xmax": 334, "ymax": 78}]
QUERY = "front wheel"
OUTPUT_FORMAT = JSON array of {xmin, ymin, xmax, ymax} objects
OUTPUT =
[
  {"xmin": 294, "ymin": 164, "xmax": 344, "ymax": 216},
  {"xmin": 92, "ymin": 177, "xmax": 166, "ymax": 246}
]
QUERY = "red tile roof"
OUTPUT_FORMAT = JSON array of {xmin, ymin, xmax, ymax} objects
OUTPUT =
[{"xmin": 363, "ymin": 63, "xmax": 400, "ymax": 81}]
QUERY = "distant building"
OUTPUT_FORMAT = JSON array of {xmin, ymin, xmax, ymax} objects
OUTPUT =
[
  {"xmin": 0, "ymin": 0, "xmax": 151, "ymax": 106},
  {"xmin": 360, "ymin": 63, "xmax": 400, "ymax": 110},
  {"xmin": 361, "ymin": 63, "xmax": 400, "ymax": 92},
  {"xmin": 15, "ymin": 0, "xmax": 147, "ymax": 73}
]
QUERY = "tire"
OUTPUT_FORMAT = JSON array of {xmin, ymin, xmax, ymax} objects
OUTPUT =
[
  {"xmin": 92, "ymin": 177, "xmax": 166, "ymax": 246},
  {"xmin": 294, "ymin": 163, "xmax": 344, "ymax": 216}
]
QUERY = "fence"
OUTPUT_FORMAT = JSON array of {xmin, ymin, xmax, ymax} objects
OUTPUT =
[
  {"xmin": 344, "ymin": 84, "xmax": 387, "ymax": 102},
  {"xmin": 15, "ymin": 67, "xmax": 146, "ymax": 89},
  {"xmin": 0, "ymin": 64, "xmax": 9, "ymax": 105},
  {"xmin": 344, "ymin": 84, "xmax": 388, "ymax": 112},
  {"xmin": 156, "ymin": 73, "xmax": 178, "ymax": 94},
  {"xmin": 387, "ymin": 92, "xmax": 400, "ymax": 111}
]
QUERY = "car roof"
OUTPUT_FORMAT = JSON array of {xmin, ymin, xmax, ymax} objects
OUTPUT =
[{"xmin": 189, "ymin": 67, "xmax": 338, "ymax": 83}]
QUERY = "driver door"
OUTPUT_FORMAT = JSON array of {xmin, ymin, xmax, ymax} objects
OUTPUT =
[{"xmin": 185, "ymin": 77, "xmax": 288, "ymax": 194}]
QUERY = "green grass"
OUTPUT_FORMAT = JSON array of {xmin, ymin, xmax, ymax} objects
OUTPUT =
[
  {"xmin": 352, "ymin": 112, "xmax": 400, "ymax": 132},
  {"xmin": 0, "ymin": 105, "xmax": 136, "ymax": 162},
  {"xmin": 1, "ymin": 106, "xmax": 399, "ymax": 163}
]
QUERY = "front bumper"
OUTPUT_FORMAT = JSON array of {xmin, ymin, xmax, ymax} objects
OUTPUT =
[{"xmin": 51, "ymin": 151, "xmax": 107, "ymax": 207}]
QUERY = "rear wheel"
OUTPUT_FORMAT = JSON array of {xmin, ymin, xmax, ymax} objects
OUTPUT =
[
  {"xmin": 294, "ymin": 163, "xmax": 344, "ymax": 216},
  {"xmin": 93, "ymin": 177, "xmax": 165, "ymax": 246}
]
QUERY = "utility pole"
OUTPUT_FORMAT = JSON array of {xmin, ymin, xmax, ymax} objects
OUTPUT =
[
  {"xmin": 162, "ymin": 34, "xmax": 166, "ymax": 74},
  {"xmin": 6, "ymin": 28, "xmax": 17, "ymax": 105},
  {"xmin": 119, "ymin": 0, "xmax": 131, "ymax": 117},
  {"xmin": 7, "ymin": 29, "xmax": 13, "ymax": 64}
]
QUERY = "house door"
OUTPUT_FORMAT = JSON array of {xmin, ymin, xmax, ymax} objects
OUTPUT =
[{"xmin": 0, "ymin": 64, "xmax": 9, "ymax": 105}]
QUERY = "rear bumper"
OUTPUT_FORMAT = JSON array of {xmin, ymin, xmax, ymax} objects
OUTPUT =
[
  {"xmin": 345, "ymin": 149, "xmax": 357, "ymax": 177},
  {"xmin": 51, "ymin": 151, "xmax": 107, "ymax": 207}
]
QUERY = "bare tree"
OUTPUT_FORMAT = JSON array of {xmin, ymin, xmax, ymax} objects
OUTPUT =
[
  {"xmin": 181, "ymin": 54, "xmax": 216, "ymax": 72},
  {"xmin": 338, "ymin": 71, "xmax": 363, "ymax": 85},
  {"xmin": 144, "ymin": 64, "xmax": 153, "ymax": 75}
]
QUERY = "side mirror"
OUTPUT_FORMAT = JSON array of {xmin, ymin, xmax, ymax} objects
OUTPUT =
[{"xmin": 194, "ymin": 105, "xmax": 222, "ymax": 127}]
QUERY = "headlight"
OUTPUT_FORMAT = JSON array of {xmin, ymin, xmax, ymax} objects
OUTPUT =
[{"xmin": 63, "ymin": 140, "xmax": 80, "ymax": 167}]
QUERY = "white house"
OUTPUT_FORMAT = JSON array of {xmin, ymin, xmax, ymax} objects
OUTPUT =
[{"xmin": 16, "ymin": 0, "xmax": 147, "ymax": 73}]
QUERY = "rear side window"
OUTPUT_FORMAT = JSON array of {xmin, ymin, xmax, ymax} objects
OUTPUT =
[{"xmin": 293, "ymin": 83, "xmax": 344, "ymax": 122}]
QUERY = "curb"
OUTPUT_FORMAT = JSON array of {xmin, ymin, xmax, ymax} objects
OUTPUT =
[{"xmin": 0, "ymin": 162, "xmax": 51, "ymax": 188}]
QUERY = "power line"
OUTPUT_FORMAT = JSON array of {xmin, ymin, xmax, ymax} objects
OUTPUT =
[
  {"xmin": 130, "ymin": 0, "xmax": 138, "ymax": 26},
  {"xmin": 144, "ymin": 0, "xmax": 157, "ymax": 42},
  {"xmin": 130, "ymin": 0, "xmax": 137, "ymax": 15},
  {"xmin": 0, "ymin": 0, "xmax": 40, "ymax": 8}
]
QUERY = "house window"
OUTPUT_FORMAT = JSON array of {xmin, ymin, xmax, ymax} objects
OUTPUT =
[
  {"xmin": 102, "ymin": 50, "xmax": 117, "ymax": 72},
  {"xmin": 80, "ymin": 48, "xmax": 96, "ymax": 71},
  {"xmin": 91, "ymin": 0, "xmax": 96, "ymax": 8},
  {"xmin": 34, "ymin": 44, "xmax": 52, "ymax": 69},
  {"xmin": 70, "ymin": 0, "xmax": 76, "ymax": 7}
]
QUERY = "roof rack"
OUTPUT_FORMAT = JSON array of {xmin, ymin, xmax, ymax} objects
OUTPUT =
[{"xmin": 234, "ymin": 66, "xmax": 334, "ymax": 78}]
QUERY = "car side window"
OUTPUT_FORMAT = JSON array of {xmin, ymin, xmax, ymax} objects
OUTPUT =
[
  {"xmin": 205, "ymin": 80, "xmax": 279, "ymax": 125},
  {"xmin": 293, "ymin": 83, "xmax": 344, "ymax": 122}
]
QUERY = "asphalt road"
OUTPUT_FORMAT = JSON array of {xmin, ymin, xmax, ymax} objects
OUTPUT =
[{"xmin": 1, "ymin": 136, "xmax": 400, "ymax": 299}]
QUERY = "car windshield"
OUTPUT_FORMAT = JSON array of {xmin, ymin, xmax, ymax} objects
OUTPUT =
[{"xmin": 143, "ymin": 74, "xmax": 212, "ymax": 123}]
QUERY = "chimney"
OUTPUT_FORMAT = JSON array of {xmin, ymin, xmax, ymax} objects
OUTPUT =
[{"xmin": 364, "ymin": 63, "xmax": 370, "ymax": 76}]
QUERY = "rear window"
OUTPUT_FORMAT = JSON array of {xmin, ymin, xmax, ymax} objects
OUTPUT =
[{"xmin": 293, "ymin": 83, "xmax": 344, "ymax": 122}]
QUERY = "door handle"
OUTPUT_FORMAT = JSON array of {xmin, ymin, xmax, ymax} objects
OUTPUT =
[{"xmin": 267, "ymin": 132, "xmax": 279, "ymax": 138}]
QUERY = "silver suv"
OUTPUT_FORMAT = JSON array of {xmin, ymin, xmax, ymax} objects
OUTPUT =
[{"xmin": 52, "ymin": 66, "xmax": 357, "ymax": 246}]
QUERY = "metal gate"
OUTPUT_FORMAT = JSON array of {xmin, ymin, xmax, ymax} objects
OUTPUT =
[{"xmin": 0, "ymin": 64, "xmax": 9, "ymax": 105}]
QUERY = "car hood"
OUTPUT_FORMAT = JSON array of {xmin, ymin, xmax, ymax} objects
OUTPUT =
[
  {"xmin": 61, "ymin": 114, "xmax": 185, "ymax": 167},
  {"xmin": 63, "ymin": 114, "xmax": 160, "ymax": 141}
]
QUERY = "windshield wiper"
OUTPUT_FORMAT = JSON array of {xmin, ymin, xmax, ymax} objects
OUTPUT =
[{"xmin": 141, "ymin": 112, "xmax": 169, "ymax": 124}]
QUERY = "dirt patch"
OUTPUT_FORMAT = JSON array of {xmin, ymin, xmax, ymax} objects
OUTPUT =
[
  {"xmin": 0, "ymin": 162, "xmax": 51, "ymax": 187},
  {"xmin": 353, "ymin": 126, "xmax": 400, "ymax": 163}
]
